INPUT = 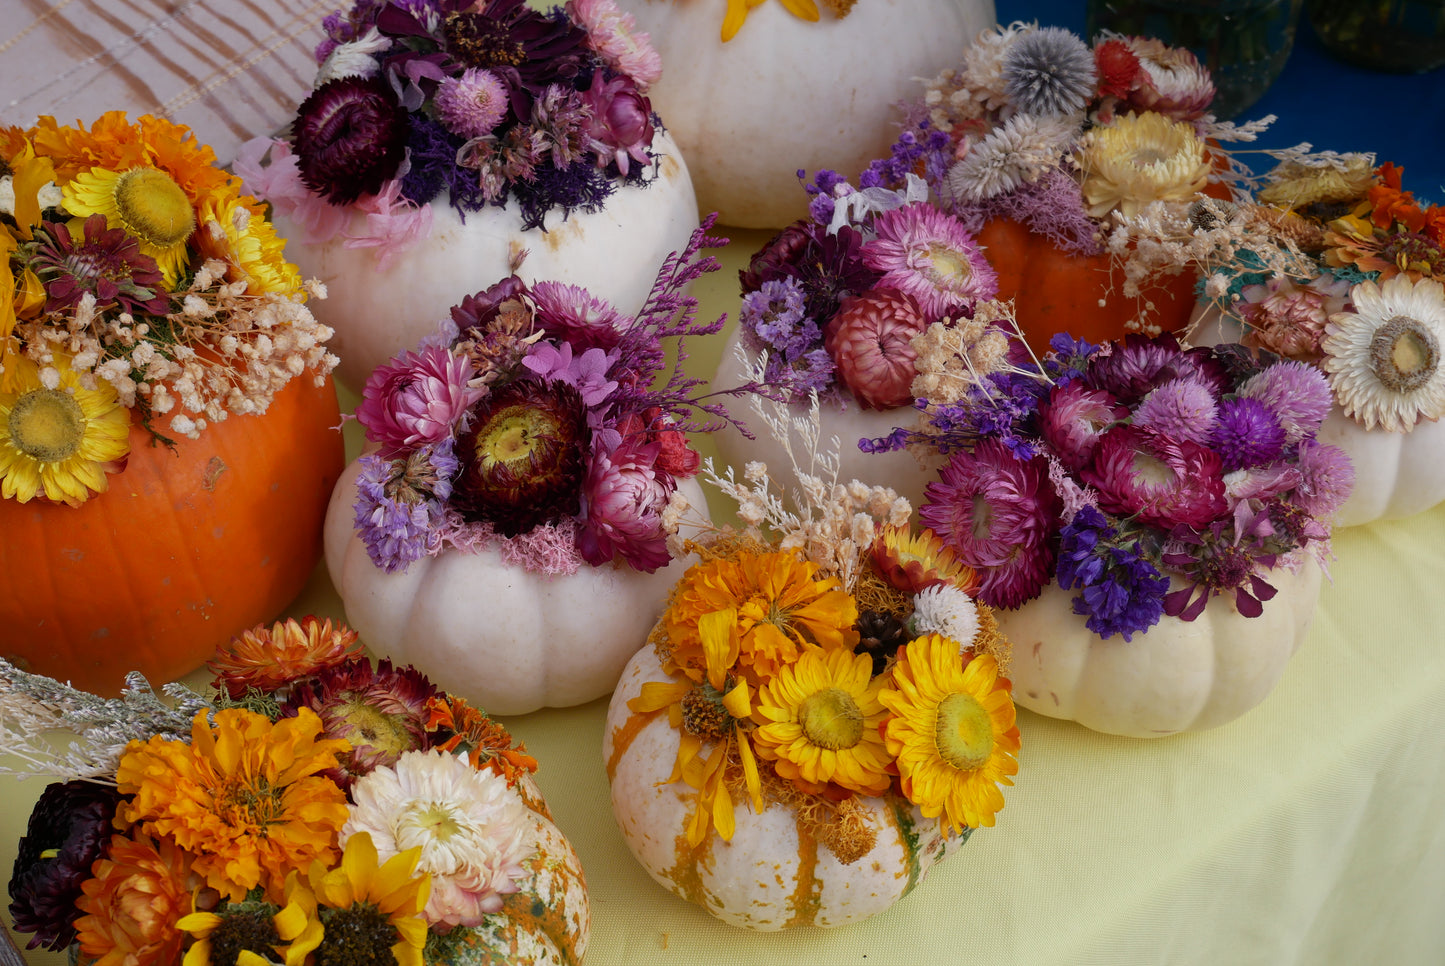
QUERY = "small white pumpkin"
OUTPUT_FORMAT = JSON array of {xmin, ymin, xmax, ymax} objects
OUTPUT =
[
  {"xmin": 323, "ymin": 460, "xmax": 708, "ymax": 716},
  {"xmin": 450, "ymin": 774, "xmax": 590, "ymax": 964},
  {"xmin": 625, "ymin": 0, "xmax": 996, "ymax": 228},
  {"xmin": 604, "ymin": 643, "xmax": 968, "ymax": 929},
  {"xmin": 272, "ymin": 130, "xmax": 699, "ymax": 389},
  {"xmin": 1003, "ymin": 557, "xmax": 1322, "ymax": 738},
  {"xmin": 710, "ymin": 326, "xmax": 940, "ymax": 509}
]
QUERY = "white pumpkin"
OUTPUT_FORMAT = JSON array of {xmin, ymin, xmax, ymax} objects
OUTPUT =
[
  {"xmin": 1189, "ymin": 308, "xmax": 1445, "ymax": 528},
  {"xmin": 710, "ymin": 326, "xmax": 940, "ymax": 509},
  {"xmin": 1003, "ymin": 557, "xmax": 1322, "ymax": 738},
  {"xmin": 450, "ymin": 774, "xmax": 590, "ymax": 964},
  {"xmin": 625, "ymin": 0, "xmax": 996, "ymax": 228},
  {"xmin": 604, "ymin": 643, "xmax": 969, "ymax": 929},
  {"xmin": 273, "ymin": 130, "xmax": 699, "ymax": 390},
  {"xmin": 324, "ymin": 460, "xmax": 708, "ymax": 716}
]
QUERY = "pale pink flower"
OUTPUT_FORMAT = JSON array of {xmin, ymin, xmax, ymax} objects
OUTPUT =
[
  {"xmin": 861, "ymin": 203, "xmax": 997, "ymax": 320},
  {"xmin": 567, "ymin": 0, "xmax": 663, "ymax": 88},
  {"xmin": 1238, "ymin": 275, "xmax": 1351, "ymax": 360},
  {"xmin": 434, "ymin": 68, "xmax": 509, "ymax": 139},
  {"xmin": 343, "ymin": 179, "xmax": 434, "ymax": 270},
  {"xmin": 356, "ymin": 344, "xmax": 482, "ymax": 456},
  {"xmin": 233, "ymin": 137, "xmax": 350, "ymax": 243},
  {"xmin": 582, "ymin": 71, "xmax": 654, "ymax": 175}
]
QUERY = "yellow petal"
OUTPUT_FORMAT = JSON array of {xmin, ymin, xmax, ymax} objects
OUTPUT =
[
  {"xmin": 237, "ymin": 951, "xmax": 273, "ymax": 966},
  {"xmin": 721, "ymin": 680, "xmax": 751, "ymax": 718},
  {"xmin": 735, "ymin": 726, "xmax": 763, "ymax": 815},
  {"xmin": 629, "ymin": 680, "xmax": 690, "ymax": 713},
  {"xmin": 181, "ymin": 939, "xmax": 212, "ymax": 966},
  {"xmin": 721, "ymin": 0, "xmax": 749, "ymax": 42},
  {"xmin": 698, "ymin": 607, "xmax": 740, "ymax": 691},
  {"xmin": 175, "ymin": 911, "xmax": 222, "ymax": 936},
  {"xmin": 778, "ymin": 0, "xmax": 821, "ymax": 21},
  {"xmin": 10, "ymin": 151, "xmax": 56, "ymax": 239}
]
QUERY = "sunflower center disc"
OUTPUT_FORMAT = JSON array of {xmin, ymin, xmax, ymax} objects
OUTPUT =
[
  {"xmin": 934, "ymin": 691, "xmax": 994, "ymax": 770},
  {"xmin": 8, "ymin": 388, "xmax": 86, "ymax": 462},
  {"xmin": 115, "ymin": 166, "xmax": 195, "ymax": 249},
  {"xmin": 1370, "ymin": 314, "xmax": 1439, "ymax": 393},
  {"xmin": 800, "ymin": 687, "xmax": 864, "ymax": 750}
]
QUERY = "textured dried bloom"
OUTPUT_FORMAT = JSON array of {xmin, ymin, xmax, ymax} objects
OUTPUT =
[
  {"xmin": 531, "ymin": 279, "xmax": 627, "ymax": 351},
  {"xmin": 1237, "ymin": 275, "xmax": 1350, "ymax": 359},
  {"xmin": 1081, "ymin": 425, "xmax": 1228, "ymax": 530},
  {"xmin": 861, "ymin": 203, "xmax": 997, "ymax": 319},
  {"xmin": 31, "ymin": 214, "xmax": 170, "ymax": 316},
  {"xmin": 576, "ymin": 435, "xmax": 674, "ymax": 572},
  {"xmin": 1118, "ymin": 36, "xmax": 1216, "ymax": 122},
  {"xmin": 910, "ymin": 584, "xmax": 981, "ymax": 649},
  {"xmin": 73, "ymin": 832, "xmax": 197, "ymax": 966},
  {"xmin": 1130, "ymin": 378, "xmax": 1218, "ymax": 446},
  {"xmin": 209, "ymin": 616, "xmax": 363, "ymax": 700},
  {"xmin": 582, "ymin": 70, "xmax": 654, "ymax": 175},
  {"xmin": 356, "ymin": 344, "xmax": 483, "ymax": 457},
  {"xmin": 568, "ymin": 0, "xmax": 663, "ymax": 87},
  {"xmin": 434, "ymin": 68, "xmax": 510, "ymax": 140},
  {"xmin": 1237, "ymin": 360, "xmax": 1334, "ymax": 443},
  {"xmin": 1077, "ymin": 111, "xmax": 1212, "ymax": 220},
  {"xmin": 945, "ymin": 112, "xmax": 1079, "ymax": 203},
  {"xmin": 1257, "ymin": 154, "xmax": 1378, "ymax": 209},
  {"xmin": 1038, "ymin": 380, "xmax": 1131, "ymax": 470},
  {"xmin": 1000, "ymin": 25, "xmax": 1096, "ymax": 117},
  {"xmin": 824, "ymin": 289, "xmax": 929, "ymax": 410},
  {"xmin": 292, "ymin": 74, "xmax": 409, "ymax": 205}
]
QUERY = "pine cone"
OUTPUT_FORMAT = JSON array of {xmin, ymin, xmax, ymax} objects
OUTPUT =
[{"xmin": 854, "ymin": 610, "xmax": 909, "ymax": 677}]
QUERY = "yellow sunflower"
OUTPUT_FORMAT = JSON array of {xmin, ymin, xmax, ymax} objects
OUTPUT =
[
  {"xmin": 629, "ymin": 608, "xmax": 762, "ymax": 846},
  {"xmin": 0, "ymin": 351, "xmax": 131, "ymax": 505},
  {"xmin": 752, "ymin": 646, "xmax": 893, "ymax": 796},
  {"xmin": 664, "ymin": 549, "xmax": 858, "ymax": 685},
  {"xmin": 879, "ymin": 636, "xmax": 1019, "ymax": 834},
  {"xmin": 114, "ymin": 707, "xmax": 352, "ymax": 903},
  {"xmin": 299, "ymin": 832, "xmax": 430, "ymax": 966},
  {"xmin": 722, "ymin": 0, "xmax": 819, "ymax": 42},
  {"xmin": 63, "ymin": 164, "xmax": 197, "ymax": 285},
  {"xmin": 177, "ymin": 890, "xmax": 315, "ymax": 966},
  {"xmin": 194, "ymin": 194, "xmax": 302, "ymax": 295},
  {"xmin": 1077, "ymin": 110, "xmax": 1212, "ymax": 220}
]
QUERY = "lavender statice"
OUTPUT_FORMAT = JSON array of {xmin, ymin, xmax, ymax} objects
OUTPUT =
[
  {"xmin": 739, "ymin": 278, "xmax": 834, "ymax": 398},
  {"xmin": 353, "ymin": 440, "xmax": 458, "ymax": 572},
  {"xmin": 1056, "ymin": 506, "xmax": 1169, "ymax": 640}
]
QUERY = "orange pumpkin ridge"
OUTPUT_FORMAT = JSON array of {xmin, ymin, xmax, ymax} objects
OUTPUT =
[
  {"xmin": 783, "ymin": 819, "xmax": 821, "ymax": 928},
  {"xmin": 0, "ymin": 375, "xmax": 344, "ymax": 695}
]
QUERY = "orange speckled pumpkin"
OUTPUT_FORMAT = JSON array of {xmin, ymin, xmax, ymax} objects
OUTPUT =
[{"xmin": 0, "ymin": 375, "xmax": 344, "ymax": 695}]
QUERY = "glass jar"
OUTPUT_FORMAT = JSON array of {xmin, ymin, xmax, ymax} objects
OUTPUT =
[
  {"xmin": 1306, "ymin": 0, "xmax": 1445, "ymax": 73},
  {"xmin": 1086, "ymin": 0, "xmax": 1305, "ymax": 119}
]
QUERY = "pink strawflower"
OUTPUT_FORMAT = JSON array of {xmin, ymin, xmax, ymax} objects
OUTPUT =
[
  {"xmin": 531, "ymin": 280, "xmax": 628, "ymax": 351},
  {"xmin": 434, "ymin": 68, "xmax": 509, "ymax": 139},
  {"xmin": 234, "ymin": 137, "xmax": 350, "ymax": 244},
  {"xmin": 1291, "ymin": 439, "xmax": 1355, "ymax": 518},
  {"xmin": 860, "ymin": 203, "xmax": 997, "ymax": 320},
  {"xmin": 1237, "ymin": 275, "xmax": 1350, "ymax": 360},
  {"xmin": 920, "ymin": 438, "xmax": 1060, "ymax": 608},
  {"xmin": 356, "ymin": 344, "xmax": 483, "ymax": 456},
  {"xmin": 1118, "ymin": 37, "xmax": 1216, "ymax": 122},
  {"xmin": 1038, "ymin": 381, "xmax": 1128, "ymax": 471},
  {"xmin": 582, "ymin": 71, "xmax": 654, "ymax": 176},
  {"xmin": 1081, "ymin": 425, "xmax": 1228, "ymax": 530},
  {"xmin": 1236, "ymin": 360, "xmax": 1334, "ymax": 443},
  {"xmin": 567, "ymin": 0, "xmax": 663, "ymax": 88},
  {"xmin": 1131, "ymin": 377, "xmax": 1219, "ymax": 446},
  {"xmin": 823, "ymin": 288, "xmax": 929, "ymax": 410},
  {"xmin": 342, "ymin": 178, "xmax": 434, "ymax": 270},
  {"xmin": 576, "ymin": 436, "xmax": 674, "ymax": 572}
]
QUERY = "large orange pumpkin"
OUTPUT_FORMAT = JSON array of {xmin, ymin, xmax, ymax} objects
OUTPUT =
[{"xmin": 0, "ymin": 375, "xmax": 344, "ymax": 695}]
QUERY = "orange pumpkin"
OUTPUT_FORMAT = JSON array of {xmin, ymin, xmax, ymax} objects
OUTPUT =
[{"xmin": 0, "ymin": 375, "xmax": 344, "ymax": 695}]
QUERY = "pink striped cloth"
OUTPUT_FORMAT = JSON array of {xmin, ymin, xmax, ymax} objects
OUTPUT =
[{"xmin": 0, "ymin": 0, "xmax": 333, "ymax": 162}]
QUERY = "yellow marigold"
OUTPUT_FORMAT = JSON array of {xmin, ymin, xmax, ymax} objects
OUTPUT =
[
  {"xmin": 74, "ymin": 831, "xmax": 197, "ymax": 966},
  {"xmin": 752, "ymin": 647, "xmax": 893, "ymax": 796},
  {"xmin": 115, "ymin": 707, "xmax": 351, "ymax": 903},
  {"xmin": 29, "ymin": 111, "xmax": 149, "ymax": 183},
  {"xmin": 1077, "ymin": 110, "xmax": 1212, "ymax": 220},
  {"xmin": 664, "ymin": 549, "xmax": 859, "ymax": 685},
  {"xmin": 194, "ymin": 194, "xmax": 302, "ymax": 296},
  {"xmin": 208, "ymin": 616, "xmax": 363, "ymax": 700},
  {"xmin": 879, "ymin": 637, "xmax": 1019, "ymax": 834}
]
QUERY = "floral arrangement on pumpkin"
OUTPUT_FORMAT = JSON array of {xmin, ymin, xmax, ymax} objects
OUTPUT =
[
  {"xmin": 0, "ymin": 113, "xmax": 336, "ymax": 507},
  {"xmin": 2, "ymin": 616, "xmax": 555, "ymax": 966},
  {"xmin": 864, "ymin": 315, "xmax": 1353, "ymax": 639},
  {"xmin": 240, "ymin": 0, "xmax": 670, "ymax": 266},
  {"xmin": 632, "ymin": 383, "xmax": 1020, "ymax": 857},
  {"xmin": 1175, "ymin": 154, "xmax": 1445, "ymax": 434},
  {"xmin": 352, "ymin": 214, "xmax": 761, "ymax": 575}
]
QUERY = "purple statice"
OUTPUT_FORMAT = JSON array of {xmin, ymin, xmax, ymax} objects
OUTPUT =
[
  {"xmin": 399, "ymin": 115, "xmax": 464, "ymax": 207},
  {"xmin": 1056, "ymin": 506, "xmax": 1169, "ymax": 640},
  {"xmin": 353, "ymin": 440, "xmax": 458, "ymax": 573},
  {"xmin": 802, "ymin": 167, "xmax": 851, "ymax": 226},
  {"xmin": 952, "ymin": 167, "xmax": 1103, "ymax": 256},
  {"xmin": 1042, "ymin": 331, "xmax": 1099, "ymax": 383},
  {"xmin": 738, "ymin": 277, "xmax": 833, "ymax": 398},
  {"xmin": 1211, "ymin": 396, "xmax": 1286, "ymax": 472},
  {"xmin": 860, "ymin": 125, "xmax": 955, "ymax": 193},
  {"xmin": 1160, "ymin": 520, "xmax": 1278, "ymax": 621}
]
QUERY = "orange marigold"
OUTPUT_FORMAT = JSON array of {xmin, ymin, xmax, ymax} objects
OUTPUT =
[
  {"xmin": 209, "ymin": 616, "xmax": 363, "ymax": 699},
  {"xmin": 73, "ymin": 831, "xmax": 197, "ymax": 966},
  {"xmin": 114, "ymin": 707, "xmax": 351, "ymax": 903}
]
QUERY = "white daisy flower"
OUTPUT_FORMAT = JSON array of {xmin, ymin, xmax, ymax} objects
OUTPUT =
[{"xmin": 910, "ymin": 584, "xmax": 980, "ymax": 651}]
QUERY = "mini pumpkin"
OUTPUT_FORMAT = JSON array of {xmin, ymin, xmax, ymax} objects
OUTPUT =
[{"xmin": 0, "ymin": 375, "xmax": 344, "ymax": 696}]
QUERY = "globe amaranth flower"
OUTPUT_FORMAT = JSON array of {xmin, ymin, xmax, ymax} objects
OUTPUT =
[
  {"xmin": 920, "ymin": 437, "xmax": 1061, "ymax": 609},
  {"xmin": 1291, "ymin": 438, "xmax": 1356, "ymax": 518},
  {"xmin": 1211, "ymin": 396, "xmax": 1286, "ymax": 472},
  {"xmin": 530, "ymin": 279, "xmax": 627, "ymax": 351},
  {"xmin": 824, "ymin": 288, "xmax": 929, "ymax": 410},
  {"xmin": 452, "ymin": 378, "xmax": 590, "ymax": 535},
  {"xmin": 1093, "ymin": 37, "xmax": 1145, "ymax": 102},
  {"xmin": 1130, "ymin": 377, "xmax": 1219, "ymax": 447},
  {"xmin": 434, "ymin": 67, "xmax": 509, "ymax": 139},
  {"xmin": 861, "ymin": 202, "xmax": 997, "ymax": 320},
  {"xmin": 1081, "ymin": 425, "xmax": 1227, "ymax": 530},
  {"xmin": 356, "ymin": 344, "xmax": 483, "ymax": 456},
  {"xmin": 31, "ymin": 213, "xmax": 170, "ymax": 316},
  {"xmin": 1237, "ymin": 360, "xmax": 1333, "ymax": 445},
  {"xmin": 576, "ymin": 433, "xmax": 674, "ymax": 571},
  {"xmin": 292, "ymin": 74, "xmax": 410, "ymax": 205},
  {"xmin": 9, "ymin": 781, "xmax": 124, "ymax": 951},
  {"xmin": 1037, "ymin": 380, "xmax": 1128, "ymax": 471},
  {"xmin": 1055, "ymin": 505, "xmax": 1169, "ymax": 641},
  {"xmin": 1000, "ymin": 25, "xmax": 1096, "ymax": 117},
  {"xmin": 582, "ymin": 71, "xmax": 654, "ymax": 175}
]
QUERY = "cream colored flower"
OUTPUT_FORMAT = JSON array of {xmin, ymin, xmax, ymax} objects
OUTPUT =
[{"xmin": 1077, "ymin": 111, "xmax": 1212, "ymax": 220}]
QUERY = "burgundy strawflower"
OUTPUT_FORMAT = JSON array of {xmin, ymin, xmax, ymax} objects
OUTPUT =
[
  {"xmin": 920, "ymin": 437, "xmax": 1061, "ymax": 608},
  {"xmin": 1211, "ymin": 396, "xmax": 1286, "ymax": 472},
  {"xmin": 292, "ymin": 74, "xmax": 410, "ymax": 204},
  {"xmin": 356, "ymin": 344, "xmax": 484, "ymax": 457},
  {"xmin": 576, "ymin": 434, "xmax": 673, "ymax": 571},
  {"xmin": 739, "ymin": 219, "xmax": 814, "ymax": 294},
  {"xmin": 31, "ymin": 214, "xmax": 170, "ymax": 316},
  {"xmin": 9, "ymin": 781, "xmax": 123, "ymax": 951},
  {"xmin": 1084, "ymin": 333, "xmax": 1226, "ymax": 406},
  {"xmin": 452, "ymin": 275, "xmax": 532, "ymax": 333},
  {"xmin": 1038, "ymin": 380, "xmax": 1128, "ymax": 471},
  {"xmin": 581, "ymin": 71, "xmax": 655, "ymax": 176},
  {"xmin": 824, "ymin": 288, "xmax": 929, "ymax": 410},
  {"xmin": 1082, "ymin": 425, "xmax": 1228, "ymax": 530}
]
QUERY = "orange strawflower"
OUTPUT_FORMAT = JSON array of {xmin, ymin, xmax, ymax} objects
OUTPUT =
[
  {"xmin": 73, "ymin": 831, "xmax": 197, "ymax": 966},
  {"xmin": 209, "ymin": 616, "xmax": 363, "ymax": 699},
  {"xmin": 424, "ymin": 694, "xmax": 538, "ymax": 787}
]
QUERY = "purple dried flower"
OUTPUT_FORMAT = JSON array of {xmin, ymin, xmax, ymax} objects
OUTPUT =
[
  {"xmin": 1211, "ymin": 396, "xmax": 1286, "ymax": 472},
  {"xmin": 1082, "ymin": 425, "xmax": 1228, "ymax": 530},
  {"xmin": 434, "ymin": 67, "xmax": 509, "ymax": 139},
  {"xmin": 521, "ymin": 342, "xmax": 619, "ymax": 407},
  {"xmin": 576, "ymin": 434, "xmax": 673, "ymax": 571},
  {"xmin": 1291, "ymin": 439, "xmax": 1356, "ymax": 518},
  {"xmin": 740, "ymin": 220, "xmax": 814, "ymax": 294},
  {"xmin": 861, "ymin": 202, "xmax": 997, "ymax": 320},
  {"xmin": 1085, "ymin": 333, "xmax": 1226, "ymax": 406},
  {"xmin": 32, "ymin": 214, "xmax": 170, "ymax": 316},
  {"xmin": 740, "ymin": 278, "xmax": 807, "ymax": 350},
  {"xmin": 1161, "ymin": 520, "xmax": 1278, "ymax": 621},
  {"xmin": 452, "ymin": 275, "xmax": 531, "ymax": 332},
  {"xmin": 353, "ymin": 443, "xmax": 456, "ymax": 573},
  {"xmin": 581, "ymin": 71, "xmax": 654, "ymax": 175},
  {"xmin": 1131, "ymin": 378, "xmax": 1219, "ymax": 446},
  {"xmin": 532, "ymin": 83, "xmax": 593, "ymax": 168},
  {"xmin": 1038, "ymin": 381, "xmax": 1127, "ymax": 471},
  {"xmin": 355, "ymin": 344, "xmax": 483, "ymax": 457},
  {"xmin": 1055, "ymin": 505, "xmax": 1169, "ymax": 640},
  {"xmin": 1237, "ymin": 360, "xmax": 1334, "ymax": 443},
  {"xmin": 293, "ymin": 74, "xmax": 410, "ymax": 204}
]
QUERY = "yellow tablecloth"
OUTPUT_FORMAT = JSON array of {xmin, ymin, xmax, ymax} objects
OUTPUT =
[{"xmin": 4, "ymin": 228, "xmax": 1445, "ymax": 966}]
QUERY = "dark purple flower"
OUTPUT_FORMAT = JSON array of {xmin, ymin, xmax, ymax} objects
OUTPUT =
[
  {"xmin": 1238, "ymin": 360, "xmax": 1334, "ymax": 443},
  {"xmin": 9, "ymin": 781, "xmax": 123, "ymax": 951},
  {"xmin": 581, "ymin": 71, "xmax": 654, "ymax": 176},
  {"xmin": 1211, "ymin": 396, "xmax": 1286, "ymax": 472},
  {"xmin": 32, "ymin": 214, "xmax": 170, "ymax": 316},
  {"xmin": 791, "ymin": 224, "xmax": 883, "ymax": 325},
  {"xmin": 1160, "ymin": 520, "xmax": 1278, "ymax": 621},
  {"xmin": 1082, "ymin": 425, "xmax": 1228, "ymax": 530},
  {"xmin": 452, "ymin": 275, "xmax": 532, "ymax": 332},
  {"xmin": 293, "ymin": 74, "xmax": 410, "ymax": 204},
  {"xmin": 576, "ymin": 434, "xmax": 674, "ymax": 571},
  {"xmin": 740, "ymin": 220, "xmax": 814, "ymax": 294},
  {"xmin": 1055, "ymin": 506, "xmax": 1169, "ymax": 640},
  {"xmin": 1084, "ymin": 333, "xmax": 1226, "ymax": 406}
]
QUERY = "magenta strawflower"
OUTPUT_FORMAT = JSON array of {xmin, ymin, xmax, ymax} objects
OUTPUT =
[
  {"xmin": 824, "ymin": 289, "xmax": 929, "ymax": 409},
  {"xmin": 531, "ymin": 279, "xmax": 627, "ymax": 351},
  {"xmin": 1084, "ymin": 333, "xmax": 1225, "ymax": 405},
  {"xmin": 356, "ymin": 344, "xmax": 484, "ymax": 457},
  {"xmin": 1081, "ymin": 425, "xmax": 1227, "ymax": 529},
  {"xmin": 1038, "ymin": 381, "xmax": 1128, "ymax": 471},
  {"xmin": 576, "ymin": 435, "xmax": 673, "ymax": 572},
  {"xmin": 861, "ymin": 202, "xmax": 997, "ymax": 319},
  {"xmin": 920, "ymin": 438, "xmax": 1061, "ymax": 608},
  {"xmin": 582, "ymin": 71, "xmax": 654, "ymax": 175},
  {"xmin": 434, "ymin": 67, "xmax": 509, "ymax": 139},
  {"xmin": 1131, "ymin": 378, "xmax": 1219, "ymax": 446}
]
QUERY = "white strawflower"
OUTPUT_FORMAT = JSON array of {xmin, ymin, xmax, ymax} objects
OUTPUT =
[
  {"xmin": 910, "ymin": 584, "xmax": 980, "ymax": 651},
  {"xmin": 345, "ymin": 749, "xmax": 535, "ymax": 928}
]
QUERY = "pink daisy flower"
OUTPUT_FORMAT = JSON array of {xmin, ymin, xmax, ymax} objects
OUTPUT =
[
  {"xmin": 861, "ymin": 203, "xmax": 997, "ymax": 320},
  {"xmin": 919, "ymin": 438, "xmax": 1060, "ymax": 608},
  {"xmin": 1081, "ymin": 425, "xmax": 1228, "ymax": 530},
  {"xmin": 356, "ymin": 344, "xmax": 484, "ymax": 456}
]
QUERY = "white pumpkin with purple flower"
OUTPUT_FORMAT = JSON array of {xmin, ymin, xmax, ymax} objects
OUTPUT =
[
  {"xmin": 878, "ymin": 323, "xmax": 1350, "ymax": 738},
  {"xmin": 242, "ymin": 0, "xmax": 699, "ymax": 390},
  {"xmin": 325, "ymin": 219, "xmax": 760, "ymax": 715}
]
